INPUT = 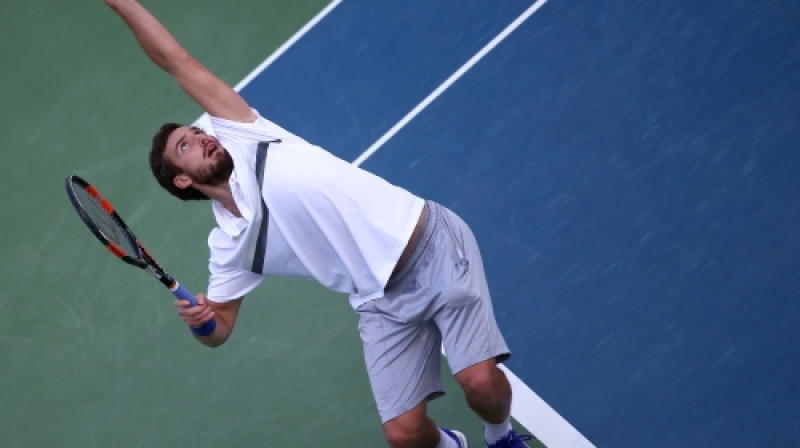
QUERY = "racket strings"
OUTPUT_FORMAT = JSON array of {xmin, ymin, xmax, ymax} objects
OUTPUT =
[{"xmin": 72, "ymin": 186, "xmax": 139, "ymax": 256}]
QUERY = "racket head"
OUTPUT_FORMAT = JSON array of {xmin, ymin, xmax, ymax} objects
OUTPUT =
[{"xmin": 65, "ymin": 175, "xmax": 146, "ymax": 268}]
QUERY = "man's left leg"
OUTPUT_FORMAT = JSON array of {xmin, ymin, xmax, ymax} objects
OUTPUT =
[
  {"xmin": 455, "ymin": 358, "xmax": 519, "ymax": 444},
  {"xmin": 454, "ymin": 358, "xmax": 512, "ymax": 424},
  {"xmin": 433, "ymin": 205, "xmax": 529, "ymax": 446}
]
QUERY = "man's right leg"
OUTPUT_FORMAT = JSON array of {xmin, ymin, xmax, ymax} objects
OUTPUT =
[
  {"xmin": 383, "ymin": 401, "xmax": 468, "ymax": 448},
  {"xmin": 382, "ymin": 401, "xmax": 439, "ymax": 448},
  {"xmin": 357, "ymin": 299, "xmax": 455, "ymax": 447},
  {"xmin": 454, "ymin": 358, "xmax": 512, "ymax": 425}
]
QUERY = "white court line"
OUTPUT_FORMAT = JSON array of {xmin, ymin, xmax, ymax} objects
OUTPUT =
[
  {"xmin": 353, "ymin": 0, "xmax": 548, "ymax": 167},
  {"xmin": 232, "ymin": 0, "xmax": 344, "ymax": 92},
  {"xmin": 500, "ymin": 365, "xmax": 594, "ymax": 448},
  {"xmin": 198, "ymin": 0, "xmax": 594, "ymax": 446},
  {"xmin": 194, "ymin": 0, "xmax": 343, "ymax": 129}
]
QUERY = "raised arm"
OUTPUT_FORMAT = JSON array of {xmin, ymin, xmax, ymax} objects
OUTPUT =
[{"xmin": 104, "ymin": 0, "xmax": 256, "ymax": 122}]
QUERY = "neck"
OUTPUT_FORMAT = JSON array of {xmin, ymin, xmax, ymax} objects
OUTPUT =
[
  {"xmin": 218, "ymin": 197, "xmax": 242, "ymax": 218},
  {"xmin": 195, "ymin": 183, "xmax": 242, "ymax": 217}
]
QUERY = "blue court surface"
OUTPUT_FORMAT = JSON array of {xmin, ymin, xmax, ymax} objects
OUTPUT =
[{"xmin": 222, "ymin": 0, "xmax": 800, "ymax": 446}]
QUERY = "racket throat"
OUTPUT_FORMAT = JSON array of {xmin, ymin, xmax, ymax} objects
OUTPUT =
[{"xmin": 144, "ymin": 265, "xmax": 174, "ymax": 288}]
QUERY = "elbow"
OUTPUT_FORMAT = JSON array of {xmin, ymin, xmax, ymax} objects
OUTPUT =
[
  {"xmin": 205, "ymin": 337, "xmax": 227, "ymax": 349},
  {"xmin": 151, "ymin": 46, "xmax": 193, "ymax": 75},
  {"xmin": 197, "ymin": 327, "xmax": 232, "ymax": 348}
]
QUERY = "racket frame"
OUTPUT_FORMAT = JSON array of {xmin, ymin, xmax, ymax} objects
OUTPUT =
[
  {"xmin": 65, "ymin": 175, "xmax": 216, "ymax": 334},
  {"xmin": 66, "ymin": 176, "xmax": 176, "ymax": 289}
]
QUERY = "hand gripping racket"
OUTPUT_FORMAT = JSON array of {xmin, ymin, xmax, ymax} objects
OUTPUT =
[{"xmin": 65, "ymin": 175, "xmax": 216, "ymax": 335}]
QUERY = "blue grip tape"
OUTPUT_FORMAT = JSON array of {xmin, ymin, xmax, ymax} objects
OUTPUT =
[{"xmin": 171, "ymin": 282, "xmax": 217, "ymax": 336}]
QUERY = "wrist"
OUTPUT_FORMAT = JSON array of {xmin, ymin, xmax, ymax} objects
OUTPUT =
[{"xmin": 190, "ymin": 319, "xmax": 217, "ymax": 337}]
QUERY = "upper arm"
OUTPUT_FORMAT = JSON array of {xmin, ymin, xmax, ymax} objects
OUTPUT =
[{"xmin": 171, "ymin": 53, "xmax": 256, "ymax": 123}]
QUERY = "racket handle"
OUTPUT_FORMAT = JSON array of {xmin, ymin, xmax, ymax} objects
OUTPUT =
[
  {"xmin": 171, "ymin": 282, "xmax": 198, "ymax": 305},
  {"xmin": 171, "ymin": 282, "xmax": 217, "ymax": 336}
]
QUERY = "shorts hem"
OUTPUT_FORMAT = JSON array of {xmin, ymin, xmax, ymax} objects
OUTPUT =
[
  {"xmin": 449, "ymin": 350, "xmax": 512, "ymax": 375},
  {"xmin": 379, "ymin": 389, "xmax": 446, "ymax": 423}
]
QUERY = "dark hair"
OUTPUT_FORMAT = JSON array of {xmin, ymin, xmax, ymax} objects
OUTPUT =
[{"xmin": 149, "ymin": 122, "xmax": 209, "ymax": 201}]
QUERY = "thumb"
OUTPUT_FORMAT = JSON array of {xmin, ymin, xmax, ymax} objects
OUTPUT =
[{"xmin": 194, "ymin": 293, "xmax": 209, "ymax": 306}]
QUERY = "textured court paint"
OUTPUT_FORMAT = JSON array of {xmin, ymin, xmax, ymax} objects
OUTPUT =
[
  {"xmin": 353, "ymin": 1, "xmax": 800, "ymax": 446},
  {"xmin": 6, "ymin": 1, "xmax": 799, "ymax": 447},
  {"xmin": 194, "ymin": 0, "xmax": 343, "ymax": 130},
  {"xmin": 0, "ymin": 1, "xmax": 375, "ymax": 448},
  {"xmin": 352, "ymin": 0, "xmax": 550, "ymax": 167},
  {"xmin": 500, "ymin": 365, "xmax": 594, "ymax": 448},
  {"xmin": 240, "ymin": 0, "xmax": 800, "ymax": 446},
  {"xmin": 234, "ymin": 0, "xmax": 344, "ymax": 92}
]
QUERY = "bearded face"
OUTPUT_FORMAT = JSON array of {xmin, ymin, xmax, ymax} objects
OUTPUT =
[
  {"xmin": 188, "ymin": 147, "xmax": 234, "ymax": 187},
  {"xmin": 165, "ymin": 125, "xmax": 235, "ymax": 190}
]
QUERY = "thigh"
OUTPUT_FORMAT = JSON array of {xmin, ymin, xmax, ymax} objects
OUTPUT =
[
  {"xmin": 357, "ymin": 299, "xmax": 444, "ymax": 423},
  {"xmin": 434, "ymin": 206, "xmax": 511, "ymax": 374}
]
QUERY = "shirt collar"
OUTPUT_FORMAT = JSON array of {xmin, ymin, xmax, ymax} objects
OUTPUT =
[{"xmin": 211, "ymin": 169, "xmax": 250, "ymax": 238}]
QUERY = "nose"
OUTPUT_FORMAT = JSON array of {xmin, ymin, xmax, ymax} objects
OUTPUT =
[{"xmin": 194, "ymin": 134, "xmax": 209, "ymax": 151}]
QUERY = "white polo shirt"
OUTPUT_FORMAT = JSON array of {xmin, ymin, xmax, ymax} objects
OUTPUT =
[{"xmin": 203, "ymin": 110, "xmax": 424, "ymax": 309}]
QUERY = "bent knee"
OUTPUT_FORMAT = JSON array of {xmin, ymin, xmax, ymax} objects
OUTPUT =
[{"xmin": 456, "ymin": 359, "xmax": 508, "ymax": 396}]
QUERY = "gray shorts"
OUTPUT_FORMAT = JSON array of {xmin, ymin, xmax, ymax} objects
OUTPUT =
[{"xmin": 356, "ymin": 201, "xmax": 511, "ymax": 423}]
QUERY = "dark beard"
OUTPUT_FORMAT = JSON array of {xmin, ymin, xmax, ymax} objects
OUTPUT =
[{"xmin": 192, "ymin": 150, "xmax": 234, "ymax": 186}]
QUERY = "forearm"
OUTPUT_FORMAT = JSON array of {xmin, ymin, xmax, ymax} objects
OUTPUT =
[
  {"xmin": 104, "ymin": 0, "xmax": 254, "ymax": 121},
  {"xmin": 104, "ymin": 0, "xmax": 190, "ymax": 74}
]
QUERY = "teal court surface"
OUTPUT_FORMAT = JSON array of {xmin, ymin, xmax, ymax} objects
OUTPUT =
[{"xmin": 1, "ymin": 1, "xmax": 798, "ymax": 447}]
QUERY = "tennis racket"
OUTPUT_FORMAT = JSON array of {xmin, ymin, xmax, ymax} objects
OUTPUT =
[{"xmin": 65, "ymin": 175, "xmax": 216, "ymax": 335}]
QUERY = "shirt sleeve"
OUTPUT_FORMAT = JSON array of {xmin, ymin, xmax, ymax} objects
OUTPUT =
[
  {"xmin": 208, "ymin": 108, "xmax": 309, "ymax": 147},
  {"xmin": 206, "ymin": 227, "xmax": 265, "ymax": 303}
]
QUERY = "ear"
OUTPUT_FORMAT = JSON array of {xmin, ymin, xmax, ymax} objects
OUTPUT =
[{"xmin": 173, "ymin": 174, "xmax": 193, "ymax": 190}]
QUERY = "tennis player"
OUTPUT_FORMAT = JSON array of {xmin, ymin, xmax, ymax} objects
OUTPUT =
[{"xmin": 104, "ymin": 1, "xmax": 531, "ymax": 447}]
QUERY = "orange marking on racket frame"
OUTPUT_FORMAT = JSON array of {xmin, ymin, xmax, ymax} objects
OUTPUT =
[
  {"xmin": 106, "ymin": 242, "xmax": 126, "ymax": 258},
  {"xmin": 85, "ymin": 185, "xmax": 115, "ymax": 214},
  {"xmin": 139, "ymin": 243, "xmax": 152, "ymax": 257},
  {"xmin": 99, "ymin": 198, "xmax": 115, "ymax": 214},
  {"xmin": 85, "ymin": 185, "xmax": 101, "ymax": 198}
]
